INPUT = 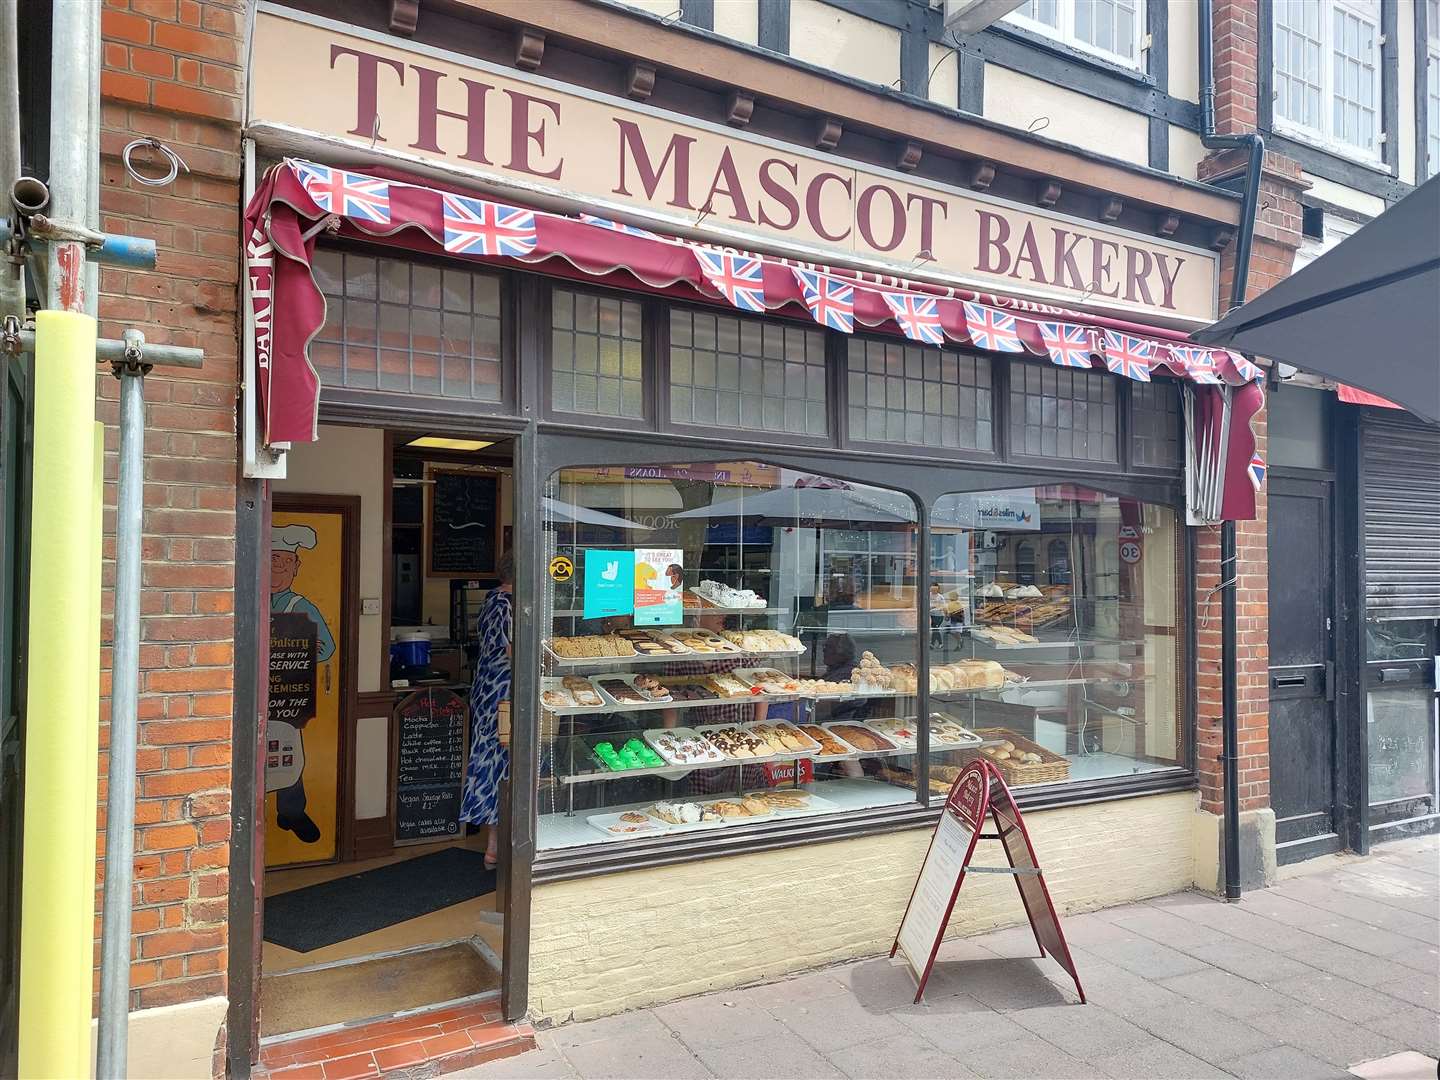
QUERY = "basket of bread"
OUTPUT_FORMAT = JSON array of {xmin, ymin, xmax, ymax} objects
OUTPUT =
[{"xmin": 971, "ymin": 728, "xmax": 1069, "ymax": 785}]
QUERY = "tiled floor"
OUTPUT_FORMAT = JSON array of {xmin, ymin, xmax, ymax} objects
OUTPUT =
[{"xmin": 454, "ymin": 833, "xmax": 1438, "ymax": 1080}]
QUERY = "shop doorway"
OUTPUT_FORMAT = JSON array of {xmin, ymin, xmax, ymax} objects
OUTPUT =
[
  {"xmin": 1267, "ymin": 476, "xmax": 1340, "ymax": 862},
  {"xmin": 256, "ymin": 425, "xmax": 514, "ymax": 1041}
]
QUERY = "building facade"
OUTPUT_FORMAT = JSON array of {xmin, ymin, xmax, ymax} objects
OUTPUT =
[{"xmin": 3, "ymin": 0, "xmax": 1434, "ymax": 1077}]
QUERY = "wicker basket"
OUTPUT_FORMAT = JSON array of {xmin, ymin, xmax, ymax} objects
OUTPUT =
[{"xmin": 970, "ymin": 728, "xmax": 1070, "ymax": 785}]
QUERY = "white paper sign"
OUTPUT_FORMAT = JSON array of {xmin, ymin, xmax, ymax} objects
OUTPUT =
[{"xmin": 897, "ymin": 805, "xmax": 976, "ymax": 976}]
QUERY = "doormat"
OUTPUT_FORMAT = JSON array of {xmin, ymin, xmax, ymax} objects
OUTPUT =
[
  {"xmin": 259, "ymin": 942, "xmax": 500, "ymax": 1038},
  {"xmin": 264, "ymin": 847, "xmax": 496, "ymax": 953}
]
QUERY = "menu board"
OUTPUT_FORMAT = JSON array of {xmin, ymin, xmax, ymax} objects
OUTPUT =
[
  {"xmin": 896, "ymin": 791, "xmax": 980, "ymax": 977},
  {"xmin": 394, "ymin": 688, "xmax": 470, "ymax": 842},
  {"xmin": 428, "ymin": 470, "xmax": 498, "ymax": 576}
]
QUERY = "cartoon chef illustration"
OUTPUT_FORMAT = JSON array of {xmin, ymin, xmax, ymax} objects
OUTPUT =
[{"xmin": 268, "ymin": 524, "xmax": 335, "ymax": 844}]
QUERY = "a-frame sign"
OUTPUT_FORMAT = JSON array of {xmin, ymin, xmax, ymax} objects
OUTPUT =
[{"xmin": 891, "ymin": 758, "xmax": 1086, "ymax": 1005}]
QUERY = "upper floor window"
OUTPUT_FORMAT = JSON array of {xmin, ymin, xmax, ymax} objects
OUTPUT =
[
  {"xmin": 1008, "ymin": 0, "xmax": 1143, "ymax": 70},
  {"xmin": 1273, "ymin": 0, "xmax": 1382, "ymax": 161}
]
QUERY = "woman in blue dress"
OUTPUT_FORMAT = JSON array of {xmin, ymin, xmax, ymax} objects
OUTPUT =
[{"xmin": 461, "ymin": 551, "xmax": 513, "ymax": 869}]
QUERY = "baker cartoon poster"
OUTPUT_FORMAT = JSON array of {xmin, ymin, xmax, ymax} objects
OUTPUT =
[{"xmin": 267, "ymin": 510, "xmax": 344, "ymax": 866}]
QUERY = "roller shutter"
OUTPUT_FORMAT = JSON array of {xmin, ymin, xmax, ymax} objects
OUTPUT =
[{"xmin": 1361, "ymin": 411, "xmax": 1440, "ymax": 619}]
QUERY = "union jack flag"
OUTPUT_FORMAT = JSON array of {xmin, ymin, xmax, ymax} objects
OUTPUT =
[
  {"xmin": 1036, "ymin": 322, "xmax": 1093, "ymax": 368},
  {"xmin": 1170, "ymin": 345, "xmax": 1223, "ymax": 384},
  {"xmin": 579, "ymin": 214, "xmax": 661, "ymax": 240},
  {"xmin": 962, "ymin": 301, "xmax": 1024, "ymax": 353},
  {"xmin": 291, "ymin": 161, "xmax": 391, "ymax": 225},
  {"xmin": 792, "ymin": 268, "xmax": 854, "ymax": 333},
  {"xmin": 882, "ymin": 291, "xmax": 945, "ymax": 345},
  {"xmin": 1248, "ymin": 452, "xmax": 1266, "ymax": 491},
  {"xmin": 694, "ymin": 248, "xmax": 766, "ymax": 312},
  {"xmin": 441, "ymin": 193, "xmax": 538, "ymax": 257},
  {"xmin": 1227, "ymin": 351, "xmax": 1262, "ymax": 382},
  {"xmin": 1102, "ymin": 329, "xmax": 1154, "ymax": 382}
]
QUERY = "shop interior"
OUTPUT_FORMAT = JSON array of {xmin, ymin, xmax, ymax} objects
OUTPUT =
[{"xmin": 260, "ymin": 423, "xmax": 513, "ymax": 1039}]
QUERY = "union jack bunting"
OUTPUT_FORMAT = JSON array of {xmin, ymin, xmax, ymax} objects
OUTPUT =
[
  {"xmin": 962, "ymin": 301, "xmax": 1024, "ymax": 353},
  {"xmin": 1169, "ymin": 345, "xmax": 1223, "ymax": 384},
  {"xmin": 441, "ymin": 194, "xmax": 538, "ymax": 257},
  {"xmin": 882, "ymin": 291, "xmax": 945, "ymax": 345},
  {"xmin": 1248, "ymin": 452, "xmax": 1266, "ymax": 491},
  {"xmin": 1102, "ymin": 329, "xmax": 1154, "ymax": 382},
  {"xmin": 1227, "ymin": 351, "xmax": 1262, "ymax": 382},
  {"xmin": 792, "ymin": 268, "xmax": 855, "ymax": 333},
  {"xmin": 694, "ymin": 248, "xmax": 766, "ymax": 312},
  {"xmin": 579, "ymin": 214, "xmax": 661, "ymax": 240},
  {"xmin": 291, "ymin": 161, "xmax": 391, "ymax": 225},
  {"xmin": 1036, "ymin": 322, "xmax": 1093, "ymax": 368}
]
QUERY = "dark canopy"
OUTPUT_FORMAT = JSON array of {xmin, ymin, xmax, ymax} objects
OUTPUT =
[{"xmin": 1194, "ymin": 174, "xmax": 1440, "ymax": 425}]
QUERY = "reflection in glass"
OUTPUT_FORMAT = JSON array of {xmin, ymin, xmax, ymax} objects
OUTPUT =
[{"xmin": 1367, "ymin": 689, "xmax": 1437, "ymax": 810}]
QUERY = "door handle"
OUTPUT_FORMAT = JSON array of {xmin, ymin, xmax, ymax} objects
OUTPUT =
[{"xmin": 1324, "ymin": 660, "xmax": 1335, "ymax": 702}]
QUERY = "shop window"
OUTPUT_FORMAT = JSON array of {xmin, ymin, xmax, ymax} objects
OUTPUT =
[
  {"xmin": 550, "ymin": 288, "xmax": 645, "ymax": 420},
  {"xmin": 845, "ymin": 337, "xmax": 994, "ymax": 453},
  {"xmin": 1268, "ymin": 385, "xmax": 1331, "ymax": 470},
  {"xmin": 536, "ymin": 462, "xmax": 922, "ymax": 851},
  {"xmin": 1130, "ymin": 380, "xmax": 1182, "ymax": 470},
  {"xmin": 1272, "ymin": 0, "xmax": 1382, "ymax": 160},
  {"xmin": 1008, "ymin": 0, "xmax": 1143, "ymax": 70},
  {"xmin": 1008, "ymin": 362, "xmax": 1118, "ymax": 463},
  {"xmin": 930, "ymin": 486, "xmax": 1185, "ymax": 788},
  {"xmin": 668, "ymin": 310, "xmax": 827, "ymax": 437},
  {"xmin": 311, "ymin": 249, "xmax": 504, "ymax": 401}
]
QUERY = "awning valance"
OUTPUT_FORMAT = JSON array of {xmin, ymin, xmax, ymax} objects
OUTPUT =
[{"xmin": 243, "ymin": 159, "xmax": 1262, "ymax": 518}]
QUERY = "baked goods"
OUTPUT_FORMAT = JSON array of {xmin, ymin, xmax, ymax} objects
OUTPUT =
[
  {"xmin": 1006, "ymin": 585, "xmax": 1043, "ymax": 600},
  {"xmin": 541, "ymin": 689, "xmax": 572, "ymax": 709},
  {"xmin": 929, "ymin": 715, "xmax": 981, "ymax": 746},
  {"xmin": 738, "ymin": 668, "xmax": 800, "ymax": 694},
  {"xmin": 850, "ymin": 651, "xmax": 894, "ymax": 692},
  {"xmin": 620, "ymin": 811, "xmax": 650, "ymax": 823},
  {"xmin": 865, "ymin": 718, "xmax": 919, "ymax": 748},
  {"xmin": 706, "ymin": 797, "xmax": 772, "ymax": 818},
  {"xmin": 744, "ymin": 789, "xmax": 813, "ymax": 810},
  {"xmin": 597, "ymin": 678, "xmax": 648, "ymax": 704},
  {"xmin": 592, "ymin": 739, "xmax": 666, "ymax": 771},
  {"xmin": 749, "ymin": 722, "xmax": 820, "ymax": 754},
  {"xmin": 630, "ymin": 674, "xmax": 671, "ymax": 701},
  {"xmin": 977, "ymin": 582, "xmax": 1005, "ymax": 599},
  {"xmin": 651, "ymin": 800, "xmax": 715, "ymax": 825},
  {"xmin": 721, "ymin": 629, "xmax": 805, "ymax": 653},
  {"xmin": 795, "ymin": 678, "xmax": 856, "ymax": 696},
  {"xmin": 693, "ymin": 580, "xmax": 767, "ymax": 608},
  {"xmin": 607, "ymin": 821, "xmax": 659, "ymax": 833},
  {"xmin": 646, "ymin": 727, "xmax": 725, "ymax": 765},
  {"xmin": 705, "ymin": 673, "xmax": 754, "ymax": 698},
  {"xmin": 613, "ymin": 628, "xmax": 676, "ymax": 655},
  {"xmin": 826, "ymin": 723, "xmax": 896, "ymax": 753},
  {"xmin": 664, "ymin": 679, "xmax": 719, "ymax": 702},
  {"xmin": 549, "ymin": 634, "xmax": 638, "ymax": 659},
  {"xmin": 645, "ymin": 632, "xmax": 694, "ymax": 654},
  {"xmin": 798, "ymin": 724, "xmax": 855, "ymax": 757},
  {"xmin": 928, "ymin": 659, "xmax": 1008, "ymax": 691},
  {"xmin": 700, "ymin": 725, "xmax": 770, "ymax": 758},
  {"xmin": 561, "ymin": 676, "xmax": 603, "ymax": 707},
  {"xmin": 972, "ymin": 625, "xmax": 1040, "ymax": 646},
  {"xmin": 670, "ymin": 629, "xmax": 741, "ymax": 654}
]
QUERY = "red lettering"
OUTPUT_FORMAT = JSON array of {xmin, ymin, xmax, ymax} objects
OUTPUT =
[
  {"xmin": 1051, "ymin": 229, "xmax": 1086, "ymax": 290},
  {"xmin": 757, "ymin": 158, "xmax": 800, "ymax": 230},
  {"xmin": 409, "ymin": 64, "xmax": 492, "ymax": 163},
  {"xmin": 330, "ymin": 45, "xmax": 406, "ymax": 141},
  {"xmin": 1009, "ymin": 223, "xmax": 1049, "ymax": 285},
  {"xmin": 700, "ymin": 147, "xmax": 755, "ymax": 223},
  {"xmin": 1124, "ymin": 247, "xmax": 1156, "ymax": 305},
  {"xmin": 1091, "ymin": 239, "xmax": 1121, "ymax": 298},
  {"xmin": 1154, "ymin": 253, "xmax": 1186, "ymax": 310},
  {"xmin": 505, "ymin": 90, "xmax": 563, "ymax": 179},
  {"xmin": 613, "ymin": 120, "xmax": 695, "ymax": 209},
  {"xmin": 906, "ymin": 193, "xmax": 948, "ymax": 257},
  {"xmin": 976, "ymin": 210, "xmax": 1011, "ymax": 275},
  {"xmin": 805, "ymin": 172, "xmax": 852, "ymax": 243},
  {"xmin": 857, "ymin": 184, "xmax": 906, "ymax": 252}
]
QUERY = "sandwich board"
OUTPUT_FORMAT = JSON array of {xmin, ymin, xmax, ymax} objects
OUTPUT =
[{"xmin": 891, "ymin": 758, "xmax": 1086, "ymax": 1005}]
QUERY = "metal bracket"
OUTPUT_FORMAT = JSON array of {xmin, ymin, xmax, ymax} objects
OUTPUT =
[
  {"xmin": 964, "ymin": 866, "xmax": 1042, "ymax": 876},
  {"xmin": 114, "ymin": 328, "xmax": 152, "ymax": 378},
  {"xmin": 1, "ymin": 323, "xmax": 203, "ymax": 370}
]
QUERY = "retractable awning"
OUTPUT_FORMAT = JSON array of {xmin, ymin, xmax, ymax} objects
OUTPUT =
[{"xmin": 244, "ymin": 158, "xmax": 1265, "ymax": 518}]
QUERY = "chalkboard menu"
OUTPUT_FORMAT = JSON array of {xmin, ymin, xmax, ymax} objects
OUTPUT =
[
  {"xmin": 1367, "ymin": 690, "xmax": 1433, "ymax": 805},
  {"xmin": 428, "ymin": 470, "xmax": 498, "ymax": 576},
  {"xmin": 394, "ymin": 688, "xmax": 470, "ymax": 843}
]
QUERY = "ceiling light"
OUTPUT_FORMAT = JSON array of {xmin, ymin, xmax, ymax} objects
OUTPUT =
[{"xmin": 406, "ymin": 436, "xmax": 496, "ymax": 451}]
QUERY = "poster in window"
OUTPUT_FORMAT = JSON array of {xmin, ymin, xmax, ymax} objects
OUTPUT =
[
  {"xmin": 634, "ymin": 548, "xmax": 683, "ymax": 625},
  {"xmin": 582, "ymin": 549, "xmax": 635, "ymax": 619}
]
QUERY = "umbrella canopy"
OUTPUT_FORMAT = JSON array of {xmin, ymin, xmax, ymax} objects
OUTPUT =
[
  {"xmin": 671, "ymin": 481, "xmax": 914, "ymax": 527},
  {"xmin": 1193, "ymin": 174, "xmax": 1440, "ymax": 425},
  {"xmin": 542, "ymin": 497, "xmax": 651, "ymax": 531}
]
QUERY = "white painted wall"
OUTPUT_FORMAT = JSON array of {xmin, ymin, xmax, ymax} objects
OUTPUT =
[
  {"xmin": 1168, "ymin": 0, "xmax": 1200, "ymax": 104},
  {"xmin": 1169, "ymin": 125, "xmax": 1207, "ymax": 180},
  {"xmin": 1304, "ymin": 172, "xmax": 1388, "ymax": 218},
  {"xmin": 714, "ymin": 0, "xmax": 759, "ymax": 46},
  {"xmin": 928, "ymin": 41, "xmax": 959, "ymax": 107},
  {"xmin": 789, "ymin": 0, "xmax": 901, "ymax": 88},
  {"xmin": 1399, "ymin": 0, "xmax": 1419, "ymax": 184},
  {"xmin": 984, "ymin": 65, "xmax": 1151, "ymax": 164}
]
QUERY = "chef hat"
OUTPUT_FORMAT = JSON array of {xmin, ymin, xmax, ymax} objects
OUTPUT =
[{"xmin": 272, "ymin": 524, "xmax": 318, "ymax": 553}]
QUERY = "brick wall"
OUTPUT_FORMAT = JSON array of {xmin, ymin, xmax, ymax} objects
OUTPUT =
[{"xmin": 95, "ymin": 0, "xmax": 244, "ymax": 1013}]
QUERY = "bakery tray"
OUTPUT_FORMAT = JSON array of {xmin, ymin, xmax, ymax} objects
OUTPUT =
[{"xmin": 544, "ymin": 640, "xmax": 805, "ymax": 669}]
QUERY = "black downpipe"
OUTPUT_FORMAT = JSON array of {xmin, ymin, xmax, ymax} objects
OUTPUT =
[{"xmin": 1197, "ymin": 0, "xmax": 1263, "ymax": 902}]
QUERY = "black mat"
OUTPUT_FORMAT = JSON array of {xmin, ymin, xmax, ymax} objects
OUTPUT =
[{"xmin": 264, "ymin": 846, "xmax": 496, "ymax": 953}]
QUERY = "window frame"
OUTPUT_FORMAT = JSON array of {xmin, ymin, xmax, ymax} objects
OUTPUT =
[
  {"xmin": 1426, "ymin": 2, "xmax": 1440, "ymax": 180},
  {"xmin": 541, "ymin": 280, "xmax": 659, "ymax": 431},
  {"xmin": 1005, "ymin": 0, "xmax": 1147, "ymax": 73},
  {"xmin": 1270, "ymin": 0, "xmax": 1385, "ymax": 165},
  {"xmin": 1001, "ymin": 358, "xmax": 1127, "ymax": 476}
]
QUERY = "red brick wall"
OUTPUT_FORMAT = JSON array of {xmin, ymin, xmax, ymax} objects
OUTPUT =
[{"xmin": 95, "ymin": 0, "xmax": 244, "ymax": 1012}]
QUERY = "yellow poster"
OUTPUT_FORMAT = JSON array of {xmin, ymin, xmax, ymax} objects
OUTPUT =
[{"xmin": 266, "ymin": 510, "xmax": 344, "ymax": 866}]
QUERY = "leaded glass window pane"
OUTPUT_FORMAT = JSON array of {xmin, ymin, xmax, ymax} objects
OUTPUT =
[
  {"xmin": 551, "ymin": 289, "xmax": 645, "ymax": 419},
  {"xmin": 845, "ymin": 338, "xmax": 993, "ymax": 452}
]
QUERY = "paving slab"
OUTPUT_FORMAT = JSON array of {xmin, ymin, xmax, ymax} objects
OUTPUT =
[
  {"xmin": 1156, "ymin": 967, "xmax": 1298, "ymax": 1020},
  {"xmin": 932, "ymin": 957, "xmax": 1077, "ymax": 1011},
  {"xmin": 454, "ymin": 1047, "xmax": 580, "ymax": 1080},
  {"xmin": 890, "ymin": 1005, "xmax": 1032, "ymax": 1057},
  {"xmin": 1366, "ymin": 1006, "xmax": 1440, "ymax": 1061},
  {"xmin": 1289, "ymin": 938, "xmax": 1423, "ymax": 989},
  {"xmin": 1089, "ymin": 1040, "xmax": 1232, "ymax": 1080},
  {"xmin": 1122, "ymin": 1001, "xmax": 1275, "ymax": 1064},
  {"xmin": 1007, "ymin": 1003, "xmax": 1155, "ymax": 1061},
  {"xmin": 1083, "ymin": 937, "xmax": 1211, "ymax": 980},
  {"xmin": 823, "ymin": 1032, "xmax": 980, "ymax": 1080},
  {"xmin": 1270, "ymin": 971, "xmax": 1411, "ymax": 1024},
  {"xmin": 1221, "ymin": 1044, "xmax": 1351, "ymax": 1079},
  {"xmin": 741, "ymin": 971, "xmax": 849, "ymax": 1011},
  {"xmin": 1181, "ymin": 939, "xmax": 1316, "ymax": 983},
  {"xmin": 953, "ymin": 1034, "xmax": 1111, "ymax": 1079},
  {"xmin": 827, "ymin": 957, "xmax": 944, "ymax": 1012},
  {"xmin": 1245, "ymin": 1004, "xmax": 1404, "ymax": 1069},
  {"xmin": 560, "ymin": 1027, "xmax": 714, "ymax": 1080},
  {"xmin": 654, "ymin": 992, "xmax": 792, "ymax": 1050},
  {"xmin": 547, "ymin": 1009, "xmax": 671, "ymax": 1051},
  {"xmin": 1348, "ymin": 1051, "xmax": 1440, "ymax": 1080},
  {"xmin": 766, "ymin": 988, "xmax": 907, "ymax": 1054},
  {"xmin": 691, "ymin": 1035, "xmax": 844, "ymax": 1080}
]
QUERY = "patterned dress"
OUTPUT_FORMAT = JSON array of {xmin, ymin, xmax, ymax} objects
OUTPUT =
[{"xmin": 461, "ymin": 588, "xmax": 512, "ymax": 825}]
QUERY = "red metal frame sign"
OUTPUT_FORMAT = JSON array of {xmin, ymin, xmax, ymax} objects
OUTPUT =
[{"xmin": 891, "ymin": 759, "xmax": 1086, "ymax": 1005}]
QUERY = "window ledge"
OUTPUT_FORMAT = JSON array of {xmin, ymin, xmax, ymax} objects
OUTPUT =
[
  {"xmin": 987, "ymin": 23, "xmax": 1153, "ymax": 87},
  {"xmin": 1270, "ymin": 121, "xmax": 1390, "ymax": 174}
]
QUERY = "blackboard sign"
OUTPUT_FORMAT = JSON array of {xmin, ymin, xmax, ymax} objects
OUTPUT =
[
  {"xmin": 394, "ymin": 688, "xmax": 470, "ymax": 843},
  {"xmin": 428, "ymin": 470, "xmax": 498, "ymax": 577}
]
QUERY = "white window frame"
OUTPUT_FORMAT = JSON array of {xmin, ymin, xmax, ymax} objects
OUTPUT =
[
  {"xmin": 1271, "ymin": 0, "xmax": 1385, "ymax": 165},
  {"xmin": 1427, "ymin": 0, "xmax": 1440, "ymax": 178},
  {"xmin": 1006, "ymin": 1, "xmax": 1146, "ymax": 73}
]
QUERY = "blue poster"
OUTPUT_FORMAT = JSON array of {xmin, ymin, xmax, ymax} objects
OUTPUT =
[{"xmin": 582, "ymin": 549, "xmax": 635, "ymax": 620}]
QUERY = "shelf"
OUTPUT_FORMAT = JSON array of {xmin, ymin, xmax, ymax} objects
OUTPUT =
[
  {"xmin": 550, "ymin": 607, "xmax": 785, "ymax": 619},
  {"xmin": 545, "ymin": 691, "xmax": 802, "ymax": 717},
  {"xmin": 544, "ymin": 644, "xmax": 806, "ymax": 669}
]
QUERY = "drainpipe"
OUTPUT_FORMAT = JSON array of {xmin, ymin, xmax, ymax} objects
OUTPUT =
[
  {"xmin": 1198, "ymin": 0, "xmax": 1263, "ymax": 902},
  {"xmin": 0, "ymin": 0, "xmax": 22, "ymax": 318}
]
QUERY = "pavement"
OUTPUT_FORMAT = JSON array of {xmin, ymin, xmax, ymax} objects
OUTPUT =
[{"xmin": 458, "ymin": 834, "xmax": 1439, "ymax": 1080}]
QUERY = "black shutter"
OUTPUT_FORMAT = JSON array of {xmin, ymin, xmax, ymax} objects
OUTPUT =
[{"xmin": 1361, "ymin": 411, "xmax": 1440, "ymax": 619}]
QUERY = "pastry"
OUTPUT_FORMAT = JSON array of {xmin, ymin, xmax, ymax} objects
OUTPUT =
[
  {"xmin": 1022, "ymin": 752, "xmax": 1043, "ymax": 764},
  {"xmin": 541, "ymin": 689, "xmax": 572, "ymax": 708},
  {"xmin": 701, "ymin": 725, "xmax": 769, "ymax": 758},
  {"xmin": 850, "ymin": 651, "xmax": 894, "ymax": 692},
  {"xmin": 798, "ymin": 724, "xmax": 853, "ymax": 757},
  {"xmin": 866, "ymin": 718, "xmax": 919, "ymax": 748},
  {"xmin": 706, "ymin": 673, "xmax": 754, "ymax": 698},
  {"xmin": 652, "ymin": 800, "xmax": 705, "ymax": 825},
  {"xmin": 608, "ymin": 822, "xmax": 656, "ymax": 833},
  {"xmin": 620, "ymin": 811, "xmax": 650, "ymax": 823},
  {"xmin": 795, "ymin": 678, "xmax": 855, "ymax": 696},
  {"xmin": 646, "ymin": 728, "xmax": 725, "ymax": 765},
  {"xmin": 693, "ymin": 580, "xmax": 767, "ymax": 608},
  {"xmin": 827, "ymin": 724, "xmax": 896, "ymax": 753},
  {"xmin": 597, "ymin": 679, "xmax": 647, "ymax": 704},
  {"xmin": 745, "ymin": 789, "xmax": 812, "ymax": 810},
  {"xmin": 631, "ymin": 674, "xmax": 671, "ymax": 701},
  {"xmin": 740, "ymin": 797, "xmax": 770, "ymax": 816},
  {"xmin": 664, "ymin": 679, "xmax": 719, "ymax": 702},
  {"xmin": 560, "ymin": 676, "xmax": 603, "ymax": 707}
]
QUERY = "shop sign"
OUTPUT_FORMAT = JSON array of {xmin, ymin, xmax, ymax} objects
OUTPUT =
[
  {"xmin": 247, "ymin": 7, "xmax": 1219, "ymax": 322},
  {"xmin": 761, "ymin": 758, "xmax": 815, "ymax": 785},
  {"xmin": 582, "ymin": 548, "xmax": 635, "ymax": 619},
  {"xmin": 549, "ymin": 555, "xmax": 574, "ymax": 582}
]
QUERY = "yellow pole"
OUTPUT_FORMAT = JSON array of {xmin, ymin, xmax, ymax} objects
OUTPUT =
[
  {"xmin": 17, "ymin": 310, "xmax": 99, "ymax": 1080},
  {"xmin": 80, "ymin": 421, "xmax": 104, "ymax": 1055}
]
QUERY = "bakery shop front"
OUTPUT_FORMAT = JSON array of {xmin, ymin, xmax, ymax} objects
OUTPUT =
[{"xmin": 238, "ymin": 3, "xmax": 1262, "ymax": 1038}]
